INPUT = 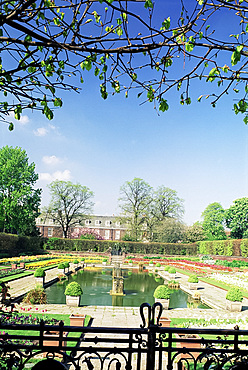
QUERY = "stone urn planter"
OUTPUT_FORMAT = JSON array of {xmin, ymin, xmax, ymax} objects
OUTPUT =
[
  {"xmin": 34, "ymin": 267, "xmax": 46, "ymax": 287},
  {"xmin": 188, "ymin": 274, "xmax": 199, "ymax": 290},
  {"xmin": 69, "ymin": 314, "xmax": 85, "ymax": 326},
  {"xmin": 64, "ymin": 281, "xmax": 83, "ymax": 307},
  {"xmin": 153, "ymin": 285, "xmax": 171, "ymax": 310},
  {"xmin": 11, "ymin": 263, "xmax": 17, "ymax": 270},
  {"xmin": 225, "ymin": 287, "xmax": 243, "ymax": 312},
  {"xmin": 168, "ymin": 267, "xmax": 176, "ymax": 279},
  {"xmin": 64, "ymin": 262, "xmax": 70, "ymax": 274},
  {"xmin": 20, "ymin": 262, "xmax": 25, "ymax": 269},
  {"xmin": 58, "ymin": 263, "xmax": 65, "ymax": 275}
]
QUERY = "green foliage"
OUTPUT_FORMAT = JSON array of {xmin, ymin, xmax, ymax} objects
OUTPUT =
[
  {"xmin": 0, "ymin": 146, "xmax": 41, "ymax": 236},
  {"xmin": 164, "ymin": 266, "xmax": 170, "ymax": 271},
  {"xmin": 1, "ymin": 1, "xmax": 248, "ymax": 126},
  {"xmin": 168, "ymin": 267, "xmax": 176, "ymax": 274},
  {"xmin": 198, "ymin": 240, "xmax": 235, "ymax": 256},
  {"xmin": 188, "ymin": 274, "xmax": 199, "ymax": 283},
  {"xmin": 226, "ymin": 287, "xmax": 243, "ymax": 302},
  {"xmin": 153, "ymin": 285, "xmax": 171, "ymax": 299},
  {"xmin": 155, "ymin": 263, "xmax": 161, "ymax": 267},
  {"xmin": 64, "ymin": 261, "xmax": 70, "ymax": 268},
  {"xmin": 43, "ymin": 237, "xmax": 197, "ymax": 255},
  {"xmin": 73, "ymin": 259, "xmax": 79, "ymax": 264},
  {"xmin": 58, "ymin": 263, "xmax": 65, "ymax": 269},
  {"xmin": 23, "ymin": 285, "xmax": 47, "ymax": 304},
  {"xmin": 34, "ymin": 267, "xmax": 45, "ymax": 277},
  {"xmin": 201, "ymin": 202, "xmax": 226, "ymax": 241},
  {"xmin": 240, "ymin": 239, "xmax": 248, "ymax": 257},
  {"xmin": 64, "ymin": 282, "xmax": 83, "ymax": 296},
  {"xmin": 225, "ymin": 198, "xmax": 248, "ymax": 239}
]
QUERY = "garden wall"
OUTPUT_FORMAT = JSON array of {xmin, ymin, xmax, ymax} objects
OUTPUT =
[
  {"xmin": 0, "ymin": 233, "xmax": 45, "ymax": 257},
  {"xmin": 44, "ymin": 237, "xmax": 197, "ymax": 256}
]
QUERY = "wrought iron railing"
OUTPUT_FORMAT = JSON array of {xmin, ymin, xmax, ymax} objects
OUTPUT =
[{"xmin": 1, "ymin": 303, "xmax": 248, "ymax": 369}]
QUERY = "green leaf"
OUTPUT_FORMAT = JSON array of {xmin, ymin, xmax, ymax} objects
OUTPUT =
[
  {"xmin": 243, "ymin": 116, "xmax": 248, "ymax": 124},
  {"xmin": 100, "ymin": 84, "xmax": 108, "ymax": 99},
  {"xmin": 54, "ymin": 98, "xmax": 62, "ymax": 107},
  {"xmin": 159, "ymin": 99, "xmax": 169, "ymax": 112},
  {"xmin": 8, "ymin": 122, "xmax": 14, "ymax": 131},
  {"xmin": 144, "ymin": 0, "xmax": 153, "ymax": 9},
  {"xmin": 231, "ymin": 45, "xmax": 243, "ymax": 66},
  {"xmin": 161, "ymin": 17, "xmax": 170, "ymax": 30}
]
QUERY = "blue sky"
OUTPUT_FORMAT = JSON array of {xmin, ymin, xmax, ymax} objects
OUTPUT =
[{"xmin": 1, "ymin": 1, "xmax": 248, "ymax": 225}]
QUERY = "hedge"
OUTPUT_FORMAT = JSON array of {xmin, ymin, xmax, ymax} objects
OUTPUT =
[
  {"xmin": 44, "ymin": 237, "xmax": 197, "ymax": 256},
  {"xmin": 198, "ymin": 239, "xmax": 244, "ymax": 257},
  {"xmin": 0, "ymin": 233, "xmax": 46, "ymax": 257}
]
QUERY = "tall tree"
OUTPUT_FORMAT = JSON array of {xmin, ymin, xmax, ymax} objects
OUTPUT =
[
  {"xmin": 0, "ymin": 146, "xmax": 41, "ymax": 235},
  {"xmin": 182, "ymin": 222, "xmax": 206, "ymax": 243},
  {"xmin": 47, "ymin": 180, "xmax": 94, "ymax": 238},
  {"xmin": 2, "ymin": 1, "xmax": 248, "ymax": 129},
  {"xmin": 152, "ymin": 186, "xmax": 184, "ymax": 221},
  {"xmin": 153, "ymin": 218, "xmax": 185, "ymax": 244},
  {"xmin": 119, "ymin": 178, "xmax": 153, "ymax": 241},
  {"xmin": 201, "ymin": 202, "xmax": 227, "ymax": 240},
  {"xmin": 225, "ymin": 198, "xmax": 248, "ymax": 239}
]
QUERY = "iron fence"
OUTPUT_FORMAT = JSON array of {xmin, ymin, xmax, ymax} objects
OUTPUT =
[{"xmin": 0, "ymin": 303, "xmax": 248, "ymax": 370}]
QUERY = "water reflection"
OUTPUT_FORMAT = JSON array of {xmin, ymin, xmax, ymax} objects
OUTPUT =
[{"xmin": 45, "ymin": 268, "xmax": 210, "ymax": 308}]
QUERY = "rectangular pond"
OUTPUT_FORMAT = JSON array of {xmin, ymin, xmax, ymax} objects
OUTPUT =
[{"xmin": 45, "ymin": 268, "xmax": 210, "ymax": 308}]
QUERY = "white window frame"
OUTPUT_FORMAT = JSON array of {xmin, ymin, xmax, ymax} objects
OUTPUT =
[
  {"xmin": 105, "ymin": 230, "xmax": 110, "ymax": 239},
  {"xmin": 48, "ymin": 227, "xmax": 53, "ymax": 237},
  {"xmin": 105, "ymin": 220, "xmax": 111, "ymax": 227},
  {"xmin": 115, "ymin": 230, "xmax": 120, "ymax": 240},
  {"xmin": 95, "ymin": 220, "xmax": 101, "ymax": 226},
  {"xmin": 85, "ymin": 220, "xmax": 91, "ymax": 225}
]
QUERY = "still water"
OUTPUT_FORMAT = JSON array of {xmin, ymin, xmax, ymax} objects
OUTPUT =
[{"xmin": 46, "ymin": 268, "xmax": 210, "ymax": 308}]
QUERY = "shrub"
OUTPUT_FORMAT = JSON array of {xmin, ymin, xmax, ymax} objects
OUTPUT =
[
  {"xmin": 73, "ymin": 259, "xmax": 79, "ymax": 264},
  {"xmin": 64, "ymin": 282, "xmax": 83, "ymax": 296},
  {"xmin": 164, "ymin": 266, "xmax": 170, "ymax": 272},
  {"xmin": 168, "ymin": 267, "xmax": 176, "ymax": 274},
  {"xmin": 153, "ymin": 285, "xmax": 171, "ymax": 300},
  {"xmin": 226, "ymin": 287, "xmax": 243, "ymax": 302},
  {"xmin": 155, "ymin": 263, "xmax": 161, "ymax": 267},
  {"xmin": 102, "ymin": 258, "xmax": 108, "ymax": 263},
  {"xmin": 23, "ymin": 285, "xmax": 47, "ymax": 304},
  {"xmin": 188, "ymin": 274, "xmax": 199, "ymax": 283},
  {"xmin": 129, "ymin": 260, "xmax": 133, "ymax": 264},
  {"xmin": 58, "ymin": 263, "xmax": 65, "ymax": 269},
  {"xmin": 34, "ymin": 267, "xmax": 45, "ymax": 277},
  {"xmin": 64, "ymin": 261, "xmax": 70, "ymax": 268}
]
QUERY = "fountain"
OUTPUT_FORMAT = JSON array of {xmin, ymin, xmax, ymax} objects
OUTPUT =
[{"xmin": 110, "ymin": 264, "xmax": 125, "ymax": 296}]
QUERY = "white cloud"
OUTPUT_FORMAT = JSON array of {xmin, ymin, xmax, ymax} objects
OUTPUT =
[
  {"xmin": 39, "ymin": 169, "xmax": 71, "ymax": 182},
  {"xmin": 9, "ymin": 111, "xmax": 30, "ymax": 125},
  {"xmin": 33, "ymin": 127, "xmax": 49, "ymax": 136},
  {"xmin": 42, "ymin": 155, "xmax": 62, "ymax": 166}
]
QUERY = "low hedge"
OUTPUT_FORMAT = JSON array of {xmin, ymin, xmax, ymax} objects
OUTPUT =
[
  {"xmin": 0, "ymin": 233, "xmax": 46, "ymax": 257},
  {"xmin": 44, "ymin": 237, "xmax": 197, "ymax": 255}
]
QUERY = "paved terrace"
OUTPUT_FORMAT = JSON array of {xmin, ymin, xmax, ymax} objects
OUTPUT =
[{"xmin": 7, "ymin": 265, "xmax": 248, "ymax": 327}]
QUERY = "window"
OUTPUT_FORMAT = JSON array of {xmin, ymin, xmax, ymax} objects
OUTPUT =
[
  {"xmin": 115, "ymin": 230, "xmax": 120, "ymax": 240},
  {"xmin": 95, "ymin": 220, "xmax": 101, "ymax": 226},
  {"xmin": 105, "ymin": 220, "xmax": 112, "ymax": 227},
  {"xmin": 48, "ymin": 228, "xmax": 53, "ymax": 237},
  {"xmin": 105, "ymin": 230, "xmax": 110, "ymax": 239},
  {"xmin": 48, "ymin": 218, "xmax": 54, "ymax": 225},
  {"xmin": 85, "ymin": 220, "xmax": 91, "ymax": 225},
  {"xmin": 115, "ymin": 221, "xmax": 120, "ymax": 227}
]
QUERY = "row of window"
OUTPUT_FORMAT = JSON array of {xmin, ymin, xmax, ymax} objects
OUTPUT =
[
  {"xmin": 37, "ymin": 218, "xmax": 121, "ymax": 227},
  {"xmin": 43, "ymin": 228, "xmax": 121, "ymax": 240}
]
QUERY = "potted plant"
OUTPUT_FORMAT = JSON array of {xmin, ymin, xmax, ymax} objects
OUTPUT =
[
  {"xmin": 57, "ymin": 263, "xmax": 65, "ymax": 275},
  {"xmin": 226, "ymin": 287, "xmax": 243, "ymax": 312},
  {"xmin": 153, "ymin": 285, "xmax": 171, "ymax": 310},
  {"xmin": 102, "ymin": 258, "xmax": 108, "ymax": 266},
  {"xmin": 188, "ymin": 274, "xmax": 199, "ymax": 290},
  {"xmin": 155, "ymin": 263, "xmax": 161, "ymax": 268},
  {"xmin": 149, "ymin": 261, "xmax": 154, "ymax": 267},
  {"xmin": 34, "ymin": 267, "xmax": 46, "ymax": 286},
  {"xmin": 168, "ymin": 267, "xmax": 176, "ymax": 278},
  {"xmin": 73, "ymin": 259, "xmax": 79, "ymax": 271},
  {"xmin": 64, "ymin": 261, "xmax": 70, "ymax": 273},
  {"xmin": 128, "ymin": 259, "xmax": 133, "ymax": 266},
  {"xmin": 64, "ymin": 281, "xmax": 83, "ymax": 306}
]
